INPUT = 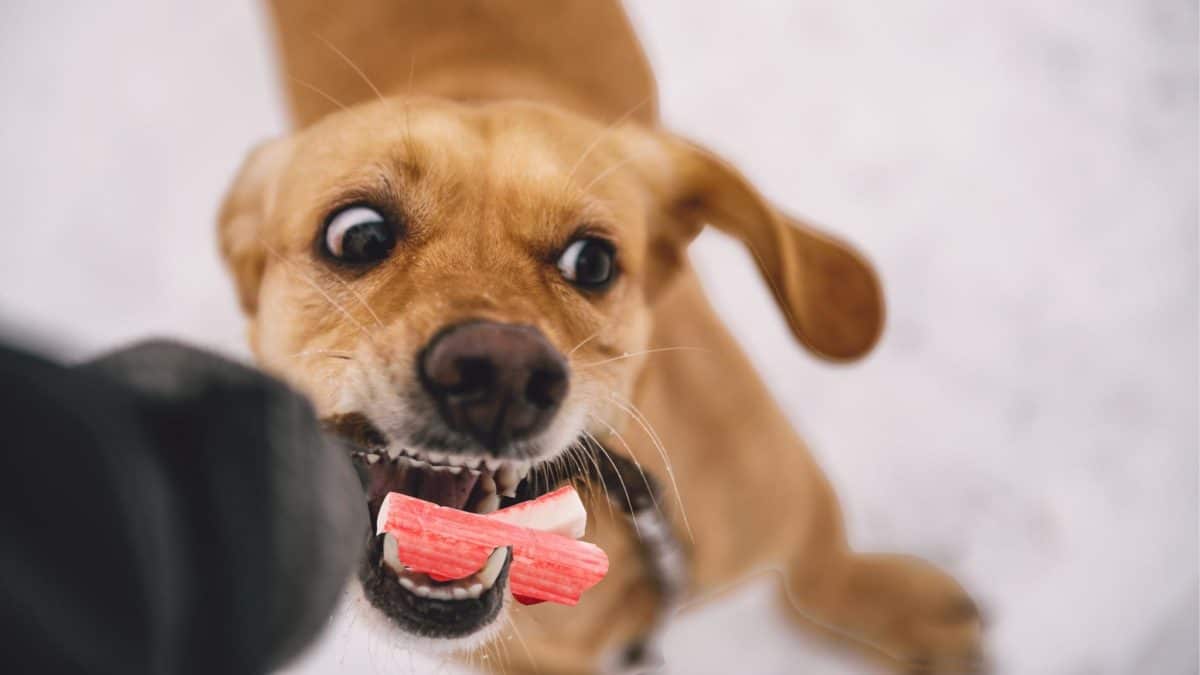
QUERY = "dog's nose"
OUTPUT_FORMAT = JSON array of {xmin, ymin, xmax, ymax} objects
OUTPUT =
[{"xmin": 418, "ymin": 321, "xmax": 568, "ymax": 451}]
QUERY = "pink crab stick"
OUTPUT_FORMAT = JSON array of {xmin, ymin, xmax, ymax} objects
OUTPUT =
[{"xmin": 376, "ymin": 485, "xmax": 607, "ymax": 605}]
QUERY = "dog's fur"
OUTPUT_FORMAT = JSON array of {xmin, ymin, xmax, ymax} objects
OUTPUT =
[{"xmin": 219, "ymin": 1, "xmax": 982, "ymax": 672}]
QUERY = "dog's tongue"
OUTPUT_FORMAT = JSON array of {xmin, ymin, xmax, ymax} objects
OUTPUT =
[{"xmin": 376, "ymin": 486, "xmax": 607, "ymax": 606}]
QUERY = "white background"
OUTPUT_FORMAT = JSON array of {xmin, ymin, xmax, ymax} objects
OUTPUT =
[{"xmin": 1, "ymin": 1, "xmax": 1195, "ymax": 673}]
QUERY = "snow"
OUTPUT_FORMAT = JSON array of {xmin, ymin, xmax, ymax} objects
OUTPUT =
[{"xmin": 1, "ymin": 1, "xmax": 1194, "ymax": 673}]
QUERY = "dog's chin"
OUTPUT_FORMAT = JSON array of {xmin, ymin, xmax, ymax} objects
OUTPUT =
[
  {"xmin": 344, "ymin": 572, "xmax": 509, "ymax": 656},
  {"xmin": 358, "ymin": 533, "xmax": 512, "ymax": 642},
  {"xmin": 328, "ymin": 412, "xmax": 588, "ymax": 646}
]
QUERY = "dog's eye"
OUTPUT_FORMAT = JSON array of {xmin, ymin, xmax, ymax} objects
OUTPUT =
[
  {"xmin": 324, "ymin": 205, "xmax": 395, "ymax": 263},
  {"xmin": 557, "ymin": 238, "xmax": 615, "ymax": 288}
]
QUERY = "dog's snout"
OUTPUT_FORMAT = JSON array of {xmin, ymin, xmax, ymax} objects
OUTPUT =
[{"xmin": 419, "ymin": 321, "xmax": 568, "ymax": 451}]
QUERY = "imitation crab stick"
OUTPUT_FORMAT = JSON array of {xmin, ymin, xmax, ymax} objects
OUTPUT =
[
  {"xmin": 376, "ymin": 485, "xmax": 608, "ymax": 605},
  {"xmin": 486, "ymin": 485, "xmax": 588, "ymax": 538}
]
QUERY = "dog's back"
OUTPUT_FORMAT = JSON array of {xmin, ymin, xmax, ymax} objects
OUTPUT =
[{"xmin": 265, "ymin": 0, "xmax": 659, "ymax": 128}]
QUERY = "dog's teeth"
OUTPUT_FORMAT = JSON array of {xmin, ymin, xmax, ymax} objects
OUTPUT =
[
  {"xmin": 391, "ymin": 547, "xmax": 507, "ymax": 600},
  {"xmin": 425, "ymin": 450, "xmax": 446, "ymax": 464},
  {"xmin": 478, "ymin": 471, "xmax": 496, "ymax": 496},
  {"xmin": 484, "ymin": 457, "xmax": 502, "ymax": 472},
  {"xmin": 516, "ymin": 462, "xmax": 531, "ymax": 482},
  {"xmin": 385, "ymin": 446, "xmax": 400, "ymax": 460},
  {"xmin": 478, "ymin": 548, "xmax": 507, "ymax": 589},
  {"xmin": 381, "ymin": 533, "xmax": 405, "ymax": 574},
  {"xmin": 447, "ymin": 465, "xmax": 463, "ymax": 475},
  {"xmin": 496, "ymin": 463, "xmax": 519, "ymax": 498},
  {"xmin": 476, "ymin": 493, "xmax": 501, "ymax": 514},
  {"xmin": 366, "ymin": 453, "xmax": 380, "ymax": 464}
]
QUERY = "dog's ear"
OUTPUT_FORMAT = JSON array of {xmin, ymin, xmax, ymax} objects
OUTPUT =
[
  {"xmin": 218, "ymin": 138, "xmax": 293, "ymax": 316},
  {"xmin": 651, "ymin": 135, "xmax": 884, "ymax": 361}
]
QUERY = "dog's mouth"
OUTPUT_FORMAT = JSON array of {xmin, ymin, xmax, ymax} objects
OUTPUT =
[{"xmin": 329, "ymin": 413, "xmax": 582, "ymax": 640}]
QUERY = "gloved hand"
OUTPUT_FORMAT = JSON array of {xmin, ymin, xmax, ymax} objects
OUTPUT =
[{"xmin": 0, "ymin": 339, "xmax": 366, "ymax": 675}]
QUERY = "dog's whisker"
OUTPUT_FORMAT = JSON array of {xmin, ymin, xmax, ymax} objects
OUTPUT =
[
  {"xmin": 469, "ymin": 638, "xmax": 481, "ymax": 670},
  {"xmin": 494, "ymin": 621, "xmax": 515, "ymax": 674},
  {"xmin": 260, "ymin": 239, "xmax": 380, "ymax": 346},
  {"xmin": 567, "ymin": 324, "xmax": 607, "ymax": 356},
  {"xmin": 401, "ymin": 53, "xmax": 419, "ymax": 164},
  {"xmin": 477, "ymin": 636, "xmax": 493, "ymax": 672},
  {"xmin": 571, "ymin": 437, "xmax": 617, "ymax": 526},
  {"xmin": 586, "ymin": 413, "xmax": 666, "ymax": 523},
  {"xmin": 287, "ymin": 348, "xmax": 355, "ymax": 360},
  {"xmin": 315, "ymin": 267, "xmax": 387, "ymax": 329},
  {"xmin": 558, "ymin": 444, "xmax": 583, "ymax": 490},
  {"xmin": 505, "ymin": 613, "xmax": 541, "ymax": 675},
  {"xmin": 289, "ymin": 76, "xmax": 355, "ymax": 115},
  {"xmin": 314, "ymin": 32, "xmax": 389, "ymax": 108},
  {"xmin": 576, "ymin": 435, "xmax": 616, "ymax": 514},
  {"xmin": 549, "ymin": 457, "xmax": 563, "ymax": 495},
  {"xmin": 607, "ymin": 392, "xmax": 695, "ymax": 544},
  {"xmin": 576, "ymin": 345, "xmax": 711, "ymax": 369},
  {"xmin": 581, "ymin": 429, "xmax": 643, "ymax": 540},
  {"xmin": 566, "ymin": 443, "xmax": 593, "ymax": 488},
  {"xmin": 578, "ymin": 146, "xmax": 657, "ymax": 194},
  {"xmin": 532, "ymin": 460, "xmax": 548, "ymax": 502},
  {"xmin": 374, "ymin": 50, "xmax": 420, "ymax": 176},
  {"xmin": 578, "ymin": 440, "xmax": 602, "ymax": 486},
  {"xmin": 484, "ymin": 629, "xmax": 505, "ymax": 673},
  {"xmin": 557, "ymin": 455, "xmax": 570, "ymax": 490},
  {"xmin": 560, "ymin": 95, "xmax": 651, "ymax": 198}
]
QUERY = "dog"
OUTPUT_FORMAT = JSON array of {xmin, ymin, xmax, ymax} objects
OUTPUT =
[{"xmin": 218, "ymin": 1, "xmax": 983, "ymax": 672}]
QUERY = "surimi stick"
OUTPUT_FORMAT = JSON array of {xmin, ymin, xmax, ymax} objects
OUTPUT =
[{"xmin": 376, "ymin": 486, "xmax": 608, "ymax": 605}]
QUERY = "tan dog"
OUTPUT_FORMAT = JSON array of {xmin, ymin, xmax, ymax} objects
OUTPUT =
[{"xmin": 219, "ymin": 1, "xmax": 983, "ymax": 672}]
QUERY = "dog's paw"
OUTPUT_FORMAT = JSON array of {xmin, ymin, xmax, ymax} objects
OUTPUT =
[{"xmin": 839, "ymin": 554, "xmax": 985, "ymax": 674}]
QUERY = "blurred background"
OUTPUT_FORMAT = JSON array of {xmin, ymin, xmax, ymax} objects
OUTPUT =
[{"xmin": 1, "ymin": 1, "xmax": 1195, "ymax": 673}]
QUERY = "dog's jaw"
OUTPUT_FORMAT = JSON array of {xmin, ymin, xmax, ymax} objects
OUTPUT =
[
  {"xmin": 324, "ymin": 356, "xmax": 599, "ymax": 645},
  {"xmin": 342, "ymin": 577, "xmax": 510, "ymax": 656}
]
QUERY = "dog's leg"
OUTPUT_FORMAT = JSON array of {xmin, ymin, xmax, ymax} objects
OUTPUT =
[
  {"xmin": 587, "ymin": 440, "xmax": 688, "ymax": 674},
  {"xmin": 781, "ymin": 472, "xmax": 985, "ymax": 674}
]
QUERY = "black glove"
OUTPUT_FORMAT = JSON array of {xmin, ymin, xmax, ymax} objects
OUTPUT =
[{"xmin": 0, "ymin": 339, "xmax": 366, "ymax": 675}]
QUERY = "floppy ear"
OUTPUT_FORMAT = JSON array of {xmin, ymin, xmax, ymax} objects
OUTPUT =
[
  {"xmin": 217, "ymin": 138, "xmax": 293, "ymax": 316},
  {"xmin": 658, "ymin": 136, "xmax": 885, "ymax": 361}
]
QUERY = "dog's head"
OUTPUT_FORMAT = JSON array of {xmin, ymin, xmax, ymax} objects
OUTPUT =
[{"xmin": 218, "ymin": 97, "xmax": 882, "ymax": 646}]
